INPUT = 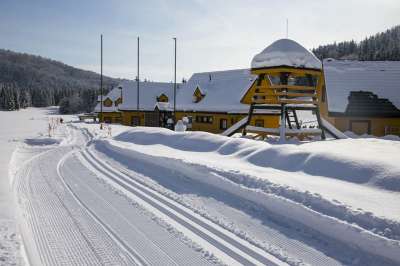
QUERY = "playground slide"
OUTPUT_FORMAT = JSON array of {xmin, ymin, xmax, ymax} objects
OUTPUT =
[
  {"xmin": 320, "ymin": 117, "xmax": 348, "ymax": 139},
  {"xmin": 221, "ymin": 116, "xmax": 248, "ymax": 136}
]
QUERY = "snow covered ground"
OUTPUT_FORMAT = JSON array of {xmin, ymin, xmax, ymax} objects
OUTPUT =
[
  {"xmin": 0, "ymin": 107, "xmax": 62, "ymax": 265},
  {"xmin": 2, "ymin": 107, "xmax": 400, "ymax": 265}
]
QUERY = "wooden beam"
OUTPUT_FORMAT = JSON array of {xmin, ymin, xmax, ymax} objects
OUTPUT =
[
  {"xmin": 251, "ymin": 67, "xmax": 322, "ymax": 76},
  {"xmin": 279, "ymin": 99, "xmax": 319, "ymax": 105},
  {"xmin": 254, "ymin": 92, "xmax": 316, "ymax": 98}
]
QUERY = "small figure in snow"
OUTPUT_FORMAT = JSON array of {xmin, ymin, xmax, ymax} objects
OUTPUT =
[
  {"xmin": 48, "ymin": 123, "xmax": 52, "ymax": 137},
  {"xmin": 174, "ymin": 120, "xmax": 186, "ymax": 132},
  {"xmin": 107, "ymin": 125, "xmax": 112, "ymax": 137}
]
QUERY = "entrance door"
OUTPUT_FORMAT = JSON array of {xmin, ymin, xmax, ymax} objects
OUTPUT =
[
  {"xmin": 349, "ymin": 120, "xmax": 371, "ymax": 135},
  {"xmin": 131, "ymin": 116, "xmax": 140, "ymax": 126}
]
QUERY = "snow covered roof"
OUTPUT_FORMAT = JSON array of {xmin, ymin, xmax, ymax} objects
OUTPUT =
[
  {"xmin": 323, "ymin": 59, "xmax": 400, "ymax": 113},
  {"xmin": 251, "ymin": 39, "xmax": 322, "ymax": 70},
  {"xmin": 118, "ymin": 80, "xmax": 176, "ymax": 111},
  {"xmin": 94, "ymin": 86, "xmax": 122, "ymax": 112},
  {"xmin": 176, "ymin": 69, "xmax": 256, "ymax": 113}
]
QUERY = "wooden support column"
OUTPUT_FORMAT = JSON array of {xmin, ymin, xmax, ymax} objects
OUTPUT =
[
  {"xmin": 242, "ymin": 103, "xmax": 255, "ymax": 136},
  {"xmin": 280, "ymin": 104, "xmax": 286, "ymax": 141},
  {"xmin": 315, "ymin": 107, "xmax": 326, "ymax": 140}
]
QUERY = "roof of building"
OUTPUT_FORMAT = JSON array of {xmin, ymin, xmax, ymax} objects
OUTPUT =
[
  {"xmin": 251, "ymin": 39, "xmax": 322, "ymax": 70},
  {"xmin": 94, "ymin": 86, "xmax": 122, "ymax": 112},
  {"xmin": 118, "ymin": 80, "xmax": 176, "ymax": 111},
  {"xmin": 176, "ymin": 69, "xmax": 256, "ymax": 113},
  {"xmin": 323, "ymin": 59, "xmax": 400, "ymax": 115}
]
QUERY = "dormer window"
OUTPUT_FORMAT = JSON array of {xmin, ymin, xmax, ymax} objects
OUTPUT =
[
  {"xmin": 114, "ymin": 97, "xmax": 122, "ymax": 106},
  {"xmin": 103, "ymin": 98, "xmax": 113, "ymax": 107},
  {"xmin": 193, "ymin": 86, "xmax": 205, "ymax": 103},
  {"xmin": 156, "ymin": 93, "xmax": 169, "ymax": 103}
]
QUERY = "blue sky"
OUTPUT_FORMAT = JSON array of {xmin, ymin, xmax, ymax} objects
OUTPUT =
[{"xmin": 1, "ymin": 0, "xmax": 399, "ymax": 81}]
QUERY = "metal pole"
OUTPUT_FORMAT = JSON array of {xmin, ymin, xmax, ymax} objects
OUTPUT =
[
  {"xmin": 286, "ymin": 19, "xmax": 289, "ymax": 38},
  {"xmin": 173, "ymin": 37, "xmax": 177, "ymax": 122},
  {"xmin": 100, "ymin": 34, "xmax": 103, "ymax": 129},
  {"xmin": 137, "ymin": 37, "xmax": 140, "ymax": 111}
]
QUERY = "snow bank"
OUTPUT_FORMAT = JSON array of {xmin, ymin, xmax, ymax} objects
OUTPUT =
[
  {"xmin": 94, "ymin": 129, "xmax": 400, "ymax": 264},
  {"xmin": 251, "ymin": 39, "xmax": 322, "ymax": 69},
  {"xmin": 114, "ymin": 127, "xmax": 400, "ymax": 192}
]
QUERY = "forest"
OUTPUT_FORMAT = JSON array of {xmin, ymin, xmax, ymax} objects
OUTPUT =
[
  {"xmin": 312, "ymin": 25, "xmax": 400, "ymax": 60},
  {"xmin": 0, "ymin": 49, "xmax": 117, "ymax": 113}
]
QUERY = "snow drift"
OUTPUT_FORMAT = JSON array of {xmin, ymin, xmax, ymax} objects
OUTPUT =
[{"xmin": 114, "ymin": 127, "xmax": 400, "ymax": 192}]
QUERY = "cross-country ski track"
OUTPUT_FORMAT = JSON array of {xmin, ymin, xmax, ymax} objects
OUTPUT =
[
  {"xmin": 12, "ymin": 123, "xmax": 399, "ymax": 265},
  {"xmin": 13, "ymin": 125, "xmax": 288, "ymax": 265}
]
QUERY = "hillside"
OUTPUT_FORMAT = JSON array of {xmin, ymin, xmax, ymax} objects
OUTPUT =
[
  {"xmin": 0, "ymin": 49, "xmax": 118, "ymax": 112},
  {"xmin": 0, "ymin": 49, "xmax": 117, "ymax": 90},
  {"xmin": 312, "ymin": 25, "xmax": 400, "ymax": 60}
]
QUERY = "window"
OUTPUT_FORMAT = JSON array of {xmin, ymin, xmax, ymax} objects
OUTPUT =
[
  {"xmin": 220, "ymin": 119, "xmax": 228, "ymax": 130},
  {"xmin": 255, "ymin": 119, "xmax": 264, "ymax": 127},
  {"xmin": 196, "ymin": 115, "xmax": 213, "ymax": 124}
]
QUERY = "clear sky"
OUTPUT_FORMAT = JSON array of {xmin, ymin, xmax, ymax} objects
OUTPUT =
[{"xmin": 1, "ymin": 0, "xmax": 399, "ymax": 82}]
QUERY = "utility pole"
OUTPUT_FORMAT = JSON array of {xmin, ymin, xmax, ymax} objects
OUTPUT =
[
  {"xmin": 286, "ymin": 18, "xmax": 289, "ymax": 38},
  {"xmin": 173, "ymin": 37, "xmax": 177, "ymax": 122},
  {"xmin": 137, "ymin": 37, "xmax": 140, "ymax": 111},
  {"xmin": 100, "ymin": 34, "xmax": 103, "ymax": 129}
]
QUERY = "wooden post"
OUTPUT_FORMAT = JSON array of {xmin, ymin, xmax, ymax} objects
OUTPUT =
[
  {"xmin": 280, "ymin": 104, "xmax": 286, "ymax": 141},
  {"xmin": 315, "ymin": 107, "xmax": 326, "ymax": 140},
  {"xmin": 242, "ymin": 103, "xmax": 254, "ymax": 136}
]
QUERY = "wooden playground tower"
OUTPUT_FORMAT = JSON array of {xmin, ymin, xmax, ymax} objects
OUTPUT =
[{"xmin": 242, "ymin": 65, "xmax": 326, "ymax": 140}]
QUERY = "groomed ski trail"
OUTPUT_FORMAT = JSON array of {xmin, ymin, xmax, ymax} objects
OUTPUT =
[{"xmin": 79, "ymin": 148, "xmax": 288, "ymax": 266}]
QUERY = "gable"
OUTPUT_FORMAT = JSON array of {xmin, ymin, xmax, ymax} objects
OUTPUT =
[{"xmin": 240, "ymin": 80, "xmax": 257, "ymax": 104}]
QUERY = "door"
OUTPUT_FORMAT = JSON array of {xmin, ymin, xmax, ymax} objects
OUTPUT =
[
  {"xmin": 131, "ymin": 116, "xmax": 140, "ymax": 126},
  {"xmin": 349, "ymin": 120, "xmax": 371, "ymax": 135}
]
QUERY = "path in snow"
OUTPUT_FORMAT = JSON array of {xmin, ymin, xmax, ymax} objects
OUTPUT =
[{"xmin": 14, "ymin": 124, "xmax": 289, "ymax": 265}]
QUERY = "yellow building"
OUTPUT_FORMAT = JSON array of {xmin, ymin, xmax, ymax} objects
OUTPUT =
[
  {"xmin": 117, "ymin": 80, "xmax": 176, "ymax": 127},
  {"xmin": 95, "ymin": 86, "xmax": 123, "ymax": 123},
  {"xmin": 175, "ymin": 69, "xmax": 279, "ymax": 134},
  {"xmin": 322, "ymin": 59, "xmax": 400, "ymax": 136}
]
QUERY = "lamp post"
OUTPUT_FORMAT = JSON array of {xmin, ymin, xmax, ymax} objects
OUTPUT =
[
  {"xmin": 100, "ymin": 34, "xmax": 103, "ymax": 129},
  {"xmin": 173, "ymin": 37, "xmax": 177, "ymax": 122}
]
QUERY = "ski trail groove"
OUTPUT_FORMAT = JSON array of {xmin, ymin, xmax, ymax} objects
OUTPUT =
[
  {"xmin": 56, "ymin": 152, "xmax": 152, "ymax": 266},
  {"xmin": 81, "ymin": 148, "xmax": 287, "ymax": 266}
]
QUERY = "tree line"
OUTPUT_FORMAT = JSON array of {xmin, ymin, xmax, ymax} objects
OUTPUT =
[
  {"xmin": 312, "ymin": 25, "xmax": 400, "ymax": 60},
  {"xmin": 0, "ymin": 49, "xmax": 117, "ymax": 113},
  {"xmin": 0, "ymin": 83, "xmax": 104, "ymax": 113}
]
